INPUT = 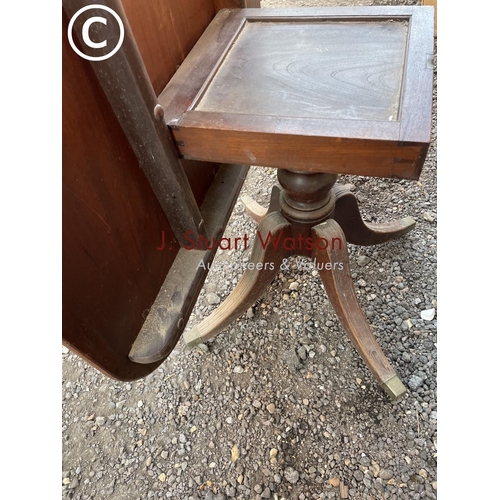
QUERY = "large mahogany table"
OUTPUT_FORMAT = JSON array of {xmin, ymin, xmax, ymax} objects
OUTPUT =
[{"xmin": 145, "ymin": 6, "xmax": 434, "ymax": 399}]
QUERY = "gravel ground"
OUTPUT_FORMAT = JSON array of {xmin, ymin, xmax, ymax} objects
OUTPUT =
[{"xmin": 62, "ymin": 1, "xmax": 437, "ymax": 499}]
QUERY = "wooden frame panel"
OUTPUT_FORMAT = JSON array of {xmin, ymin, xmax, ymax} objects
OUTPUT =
[{"xmin": 159, "ymin": 7, "xmax": 434, "ymax": 180}]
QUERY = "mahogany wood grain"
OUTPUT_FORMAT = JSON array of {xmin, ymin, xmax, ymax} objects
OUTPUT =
[
  {"xmin": 62, "ymin": 0, "xmax": 255, "ymax": 380},
  {"xmin": 197, "ymin": 20, "xmax": 408, "ymax": 122},
  {"xmin": 63, "ymin": 13, "xmax": 170, "ymax": 379},
  {"xmin": 312, "ymin": 220, "xmax": 406, "ymax": 399},
  {"xmin": 161, "ymin": 7, "xmax": 434, "ymax": 179},
  {"xmin": 242, "ymin": 185, "xmax": 281, "ymax": 223},
  {"xmin": 183, "ymin": 212, "xmax": 291, "ymax": 346},
  {"xmin": 332, "ymin": 184, "xmax": 416, "ymax": 245}
]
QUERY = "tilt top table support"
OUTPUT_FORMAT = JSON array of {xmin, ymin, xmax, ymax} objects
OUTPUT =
[{"xmin": 184, "ymin": 169, "xmax": 413, "ymax": 400}]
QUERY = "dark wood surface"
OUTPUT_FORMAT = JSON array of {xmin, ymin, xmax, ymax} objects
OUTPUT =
[
  {"xmin": 312, "ymin": 220, "xmax": 403, "ymax": 395},
  {"xmin": 161, "ymin": 7, "xmax": 434, "ymax": 179},
  {"xmin": 129, "ymin": 164, "xmax": 249, "ymax": 364},
  {"xmin": 63, "ymin": 0, "xmax": 254, "ymax": 381},
  {"xmin": 197, "ymin": 20, "xmax": 408, "ymax": 122}
]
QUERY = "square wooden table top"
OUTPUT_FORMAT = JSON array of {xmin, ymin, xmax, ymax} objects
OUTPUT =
[{"xmin": 159, "ymin": 7, "xmax": 434, "ymax": 179}]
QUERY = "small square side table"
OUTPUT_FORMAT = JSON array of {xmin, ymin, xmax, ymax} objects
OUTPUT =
[{"xmin": 154, "ymin": 6, "xmax": 434, "ymax": 399}]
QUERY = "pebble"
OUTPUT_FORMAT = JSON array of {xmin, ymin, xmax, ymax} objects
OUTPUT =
[
  {"xmin": 357, "ymin": 255, "xmax": 370, "ymax": 266},
  {"xmin": 289, "ymin": 282, "xmax": 299, "ymax": 291},
  {"xmin": 282, "ymin": 348, "xmax": 301, "ymax": 371},
  {"xmin": 379, "ymin": 469, "xmax": 393, "ymax": 480},
  {"xmin": 62, "ymin": 346, "xmax": 69, "ymax": 354},
  {"xmin": 354, "ymin": 470, "xmax": 364, "ymax": 481},
  {"xmin": 233, "ymin": 366, "xmax": 244, "ymax": 374},
  {"xmin": 266, "ymin": 403, "xmax": 276, "ymax": 414},
  {"xmin": 95, "ymin": 416, "xmax": 106, "ymax": 426},
  {"xmin": 408, "ymin": 375, "xmax": 424, "ymax": 390},
  {"xmin": 207, "ymin": 293, "xmax": 221, "ymax": 305},
  {"xmin": 261, "ymin": 487, "xmax": 271, "ymax": 498},
  {"xmin": 284, "ymin": 467, "xmax": 299, "ymax": 484},
  {"xmin": 231, "ymin": 445, "xmax": 240, "ymax": 462},
  {"xmin": 420, "ymin": 308, "xmax": 436, "ymax": 321}
]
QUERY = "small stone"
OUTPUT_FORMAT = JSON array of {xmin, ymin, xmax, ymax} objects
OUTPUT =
[
  {"xmin": 246, "ymin": 307, "xmax": 254, "ymax": 319},
  {"xmin": 63, "ymin": 478, "xmax": 70, "ymax": 485},
  {"xmin": 95, "ymin": 416, "xmax": 106, "ymax": 426},
  {"xmin": 252, "ymin": 400, "xmax": 262, "ymax": 408},
  {"xmin": 178, "ymin": 405, "xmax": 188, "ymax": 416},
  {"xmin": 137, "ymin": 400, "xmax": 143, "ymax": 408},
  {"xmin": 209, "ymin": 462, "xmax": 216, "ymax": 468},
  {"xmin": 303, "ymin": 399, "xmax": 309, "ymax": 406},
  {"xmin": 196, "ymin": 343, "xmax": 209, "ymax": 354},
  {"xmin": 283, "ymin": 348, "xmax": 301, "ymax": 371},
  {"xmin": 289, "ymin": 282, "xmax": 299, "ymax": 291},
  {"xmin": 408, "ymin": 375, "xmax": 424, "ymax": 390},
  {"xmin": 261, "ymin": 486, "xmax": 271, "ymax": 498},
  {"xmin": 233, "ymin": 365, "xmax": 244, "ymax": 374},
  {"xmin": 419, "ymin": 469, "xmax": 428, "ymax": 479},
  {"xmin": 62, "ymin": 346, "xmax": 69, "ymax": 354},
  {"xmin": 432, "ymin": 481, "xmax": 437, "ymax": 490},
  {"xmin": 207, "ymin": 293, "xmax": 221, "ymax": 305},
  {"xmin": 420, "ymin": 308, "xmax": 436, "ymax": 321},
  {"xmin": 354, "ymin": 470, "xmax": 364, "ymax": 482},
  {"xmin": 357, "ymin": 255, "xmax": 370, "ymax": 266},
  {"xmin": 357, "ymin": 279, "xmax": 367, "ymax": 287},
  {"xmin": 423, "ymin": 211, "xmax": 435, "ymax": 222},
  {"xmin": 108, "ymin": 401, "xmax": 116, "ymax": 409},
  {"xmin": 231, "ymin": 445, "xmax": 240, "ymax": 463},
  {"xmin": 328, "ymin": 478, "xmax": 340, "ymax": 487},
  {"xmin": 161, "ymin": 451, "xmax": 169, "ymax": 459},
  {"xmin": 145, "ymin": 456, "xmax": 152, "ymax": 467},
  {"xmin": 266, "ymin": 403, "xmax": 276, "ymax": 414},
  {"xmin": 297, "ymin": 346, "xmax": 307, "ymax": 360},
  {"xmin": 270, "ymin": 448, "xmax": 278, "ymax": 459},
  {"xmin": 379, "ymin": 469, "xmax": 393, "ymax": 480},
  {"xmin": 159, "ymin": 473, "xmax": 166, "ymax": 482},
  {"xmin": 254, "ymin": 484, "xmax": 263, "ymax": 494},
  {"xmin": 284, "ymin": 467, "xmax": 299, "ymax": 484}
]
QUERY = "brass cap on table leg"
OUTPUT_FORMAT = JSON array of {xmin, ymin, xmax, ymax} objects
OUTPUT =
[
  {"xmin": 183, "ymin": 326, "xmax": 202, "ymax": 347},
  {"xmin": 382, "ymin": 375, "xmax": 407, "ymax": 401}
]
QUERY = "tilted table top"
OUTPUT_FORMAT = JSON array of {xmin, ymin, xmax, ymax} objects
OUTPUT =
[{"xmin": 159, "ymin": 6, "xmax": 434, "ymax": 179}]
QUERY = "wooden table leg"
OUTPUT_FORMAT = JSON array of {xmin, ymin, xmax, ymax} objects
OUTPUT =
[
  {"xmin": 241, "ymin": 185, "xmax": 281, "ymax": 223},
  {"xmin": 332, "ymin": 184, "xmax": 415, "ymax": 246},
  {"xmin": 312, "ymin": 219, "xmax": 407, "ymax": 400},
  {"xmin": 183, "ymin": 211, "xmax": 291, "ymax": 347}
]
